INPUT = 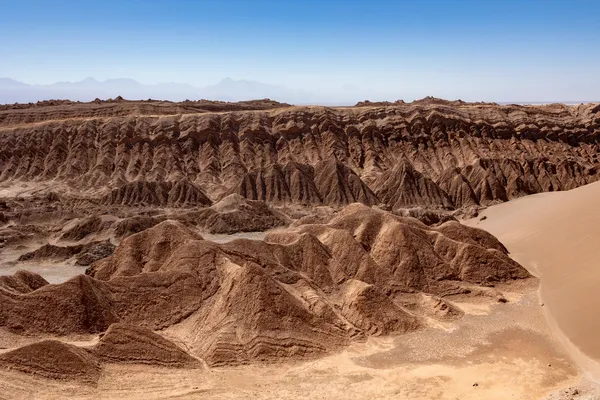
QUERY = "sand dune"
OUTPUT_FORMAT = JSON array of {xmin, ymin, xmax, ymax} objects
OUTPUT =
[{"xmin": 467, "ymin": 180, "xmax": 600, "ymax": 377}]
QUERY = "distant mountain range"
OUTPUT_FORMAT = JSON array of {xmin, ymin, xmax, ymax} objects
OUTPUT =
[
  {"xmin": 0, "ymin": 77, "xmax": 380, "ymax": 105},
  {"xmin": 2, "ymin": 78, "xmax": 597, "ymax": 106}
]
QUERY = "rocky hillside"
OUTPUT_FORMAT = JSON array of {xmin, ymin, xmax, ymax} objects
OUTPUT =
[
  {"xmin": 1, "ymin": 98, "xmax": 598, "ymax": 209},
  {"xmin": 1, "ymin": 204, "xmax": 529, "ymax": 371}
]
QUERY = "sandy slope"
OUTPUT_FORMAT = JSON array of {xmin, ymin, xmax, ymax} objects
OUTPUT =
[{"xmin": 467, "ymin": 180, "xmax": 600, "ymax": 377}]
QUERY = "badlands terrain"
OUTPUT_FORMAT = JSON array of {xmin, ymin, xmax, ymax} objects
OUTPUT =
[{"xmin": 0, "ymin": 97, "xmax": 599, "ymax": 399}]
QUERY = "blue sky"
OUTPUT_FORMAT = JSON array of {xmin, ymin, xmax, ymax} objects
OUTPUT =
[{"xmin": 1, "ymin": 0, "xmax": 599, "ymax": 101}]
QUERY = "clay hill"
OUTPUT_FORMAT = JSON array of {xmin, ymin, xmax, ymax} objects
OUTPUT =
[
  {"xmin": 0, "ymin": 324, "xmax": 199, "ymax": 384},
  {"xmin": 0, "ymin": 204, "xmax": 529, "ymax": 381},
  {"xmin": 0, "ymin": 98, "xmax": 598, "ymax": 210}
]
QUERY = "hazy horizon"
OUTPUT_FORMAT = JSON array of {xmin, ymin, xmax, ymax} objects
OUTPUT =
[
  {"xmin": 1, "ymin": 0, "xmax": 599, "ymax": 104},
  {"xmin": 1, "ymin": 76, "xmax": 599, "ymax": 106}
]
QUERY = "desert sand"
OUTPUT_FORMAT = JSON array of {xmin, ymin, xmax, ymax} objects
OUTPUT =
[{"xmin": 467, "ymin": 179, "xmax": 600, "ymax": 379}]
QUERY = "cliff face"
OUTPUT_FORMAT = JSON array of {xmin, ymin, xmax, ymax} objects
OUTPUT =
[{"xmin": 0, "ymin": 99, "xmax": 598, "ymax": 209}]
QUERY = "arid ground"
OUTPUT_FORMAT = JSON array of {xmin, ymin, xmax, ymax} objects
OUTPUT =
[{"xmin": 0, "ymin": 98, "xmax": 599, "ymax": 399}]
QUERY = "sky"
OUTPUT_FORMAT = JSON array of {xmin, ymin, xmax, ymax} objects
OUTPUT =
[{"xmin": 1, "ymin": 0, "xmax": 599, "ymax": 102}]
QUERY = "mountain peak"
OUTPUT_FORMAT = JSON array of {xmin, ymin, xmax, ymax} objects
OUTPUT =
[
  {"xmin": 0, "ymin": 78, "xmax": 27, "ymax": 86},
  {"xmin": 104, "ymin": 78, "xmax": 140, "ymax": 85}
]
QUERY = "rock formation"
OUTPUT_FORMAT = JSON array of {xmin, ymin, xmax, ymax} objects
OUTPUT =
[
  {"xmin": 0, "ymin": 204, "xmax": 529, "ymax": 373},
  {"xmin": 177, "ymin": 194, "xmax": 288, "ymax": 234},
  {"xmin": 0, "ymin": 99, "xmax": 598, "ymax": 209}
]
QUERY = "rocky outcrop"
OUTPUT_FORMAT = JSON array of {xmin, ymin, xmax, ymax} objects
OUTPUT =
[
  {"xmin": 17, "ymin": 240, "xmax": 115, "ymax": 265},
  {"xmin": 177, "ymin": 194, "xmax": 288, "ymax": 234}
]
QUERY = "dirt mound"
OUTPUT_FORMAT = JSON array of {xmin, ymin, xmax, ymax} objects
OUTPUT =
[
  {"xmin": 269, "ymin": 203, "xmax": 528, "ymax": 292},
  {"xmin": 185, "ymin": 261, "xmax": 350, "ymax": 366},
  {"xmin": 0, "ymin": 340, "xmax": 101, "ymax": 383},
  {"xmin": 0, "ymin": 273, "xmax": 116, "ymax": 335},
  {"xmin": 88, "ymin": 220, "xmax": 201, "ymax": 279},
  {"xmin": 60, "ymin": 216, "xmax": 113, "ymax": 241},
  {"xmin": 102, "ymin": 180, "xmax": 211, "ymax": 207},
  {"xmin": 17, "ymin": 240, "xmax": 115, "ymax": 265},
  {"xmin": 174, "ymin": 194, "xmax": 287, "ymax": 234},
  {"xmin": 113, "ymin": 215, "xmax": 165, "ymax": 238},
  {"xmin": 75, "ymin": 240, "xmax": 116, "ymax": 266},
  {"xmin": 0, "ymin": 324, "xmax": 200, "ymax": 383},
  {"xmin": 339, "ymin": 280, "xmax": 419, "ymax": 335},
  {"xmin": 235, "ymin": 162, "xmax": 323, "ymax": 205},
  {"xmin": 86, "ymin": 205, "xmax": 527, "ymax": 365},
  {"xmin": 18, "ymin": 243, "xmax": 84, "ymax": 262},
  {"xmin": 0, "ymin": 270, "xmax": 49, "ymax": 294},
  {"xmin": 92, "ymin": 324, "xmax": 199, "ymax": 367},
  {"xmin": 1, "ymin": 266, "xmax": 211, "ymax": 336}
]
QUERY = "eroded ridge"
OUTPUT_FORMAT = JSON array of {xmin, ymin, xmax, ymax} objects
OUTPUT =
[{"xmin": 1, "ymin": 99, "xmax": 598, "ymax": 210}]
